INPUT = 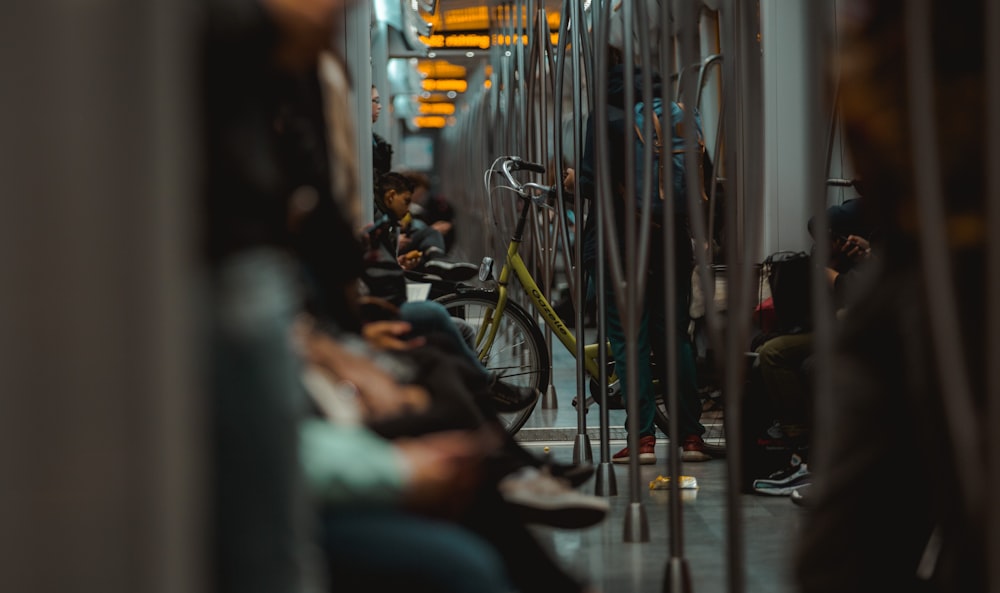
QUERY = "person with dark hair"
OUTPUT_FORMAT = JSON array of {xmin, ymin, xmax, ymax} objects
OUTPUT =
[
  {"xmin": 369, "ymin": 172, "xmax": 476, "ymax": 281},
  {"xmin": 406, "ymin": 171, "xmax": 458, "ymax": 251}
]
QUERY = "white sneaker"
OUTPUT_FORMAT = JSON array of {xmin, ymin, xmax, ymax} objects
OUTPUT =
[{"xmin": 499, "ymin": 467, "xmax": 609, "ymax": 529}]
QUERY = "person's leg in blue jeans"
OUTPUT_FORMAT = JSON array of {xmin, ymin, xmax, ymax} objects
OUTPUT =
[
  {"xmin": 322, "ymin": 509, "xmax": 511, "ymax": 593},
  {"xmin": 400, "ymin": 301, "xmax": 484, "ymax": 377},
  {"xmin": 604, "ymin": 281, "xmax": 658, "ymax": 457},
  {"xmin": 211, "ymin": 249, "xmax": 308, "ymax": 593}
]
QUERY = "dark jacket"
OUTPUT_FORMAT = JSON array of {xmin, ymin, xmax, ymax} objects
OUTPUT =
[{"xmin": 577, "ymin": 65, "xmax": 692, "ymax": 273}]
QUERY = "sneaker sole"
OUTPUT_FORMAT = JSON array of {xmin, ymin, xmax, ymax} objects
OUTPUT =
[
  {"xmin": 611, "ymin": 453, "xmax": 656, "ymax": 465},
  {"xmin": 752, "ymin": 476, "xmax": 811, "ymax": 496},
  {"xmin": 680, "ymin": 450, "xmax": 712, "ymax": 462},
  {"xmin": 507, "ymin": 500, "xmax": 609, "ymax": 529}
]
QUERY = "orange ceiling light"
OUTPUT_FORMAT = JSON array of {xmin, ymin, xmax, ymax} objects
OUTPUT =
[
  {"xmin": 416, "ymin": 60, "xmax": 467, "ymax": 79},
  {"xmin": 419, "ymin": 103, "xmax": 456, "ymax": 115},
  {"xmin": 421, "ymin": 79, "xmax": 468, "ymax": 92},
  {"xmin": 413, "ymin": 116, "xmax": 447, "ymax": 128}
]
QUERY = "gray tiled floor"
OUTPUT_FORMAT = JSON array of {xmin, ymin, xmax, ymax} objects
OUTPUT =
[{"xmin": 513, "ymin": 329, "xmax": 803, "ymax": 593}]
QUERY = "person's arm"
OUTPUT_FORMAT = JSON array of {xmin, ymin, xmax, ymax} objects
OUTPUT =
[
  {"xmin": 300, "ymin": 420, "xmax": 486, "ymax": 510},
  {"xmin": 299, "ymin": 419, "xmax": 408, "ymax": 506}
]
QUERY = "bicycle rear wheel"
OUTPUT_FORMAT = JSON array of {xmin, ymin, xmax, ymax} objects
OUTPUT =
[{"xmin": 435, "ymin": 291, "xmax": 550, "ymax": 434}]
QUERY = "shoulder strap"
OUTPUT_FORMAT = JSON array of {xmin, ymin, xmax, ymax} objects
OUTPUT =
[{"xmin": 634, "ymin": 107, "xmax": 664, "ymax": 153}]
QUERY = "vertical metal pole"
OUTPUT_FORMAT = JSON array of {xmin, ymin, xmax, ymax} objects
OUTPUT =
[
  {"xmin": 663, "ymin": 0, "xmax": 691, "ymax": 589},
  {"xmin": 988, "ymin": 0, "xmax": 1000, "ymax": 588},
  {"xmin": 593, "ymin": 0, "xmax": 619, "ymax": 498},
  {"xmin": 720, "ymin": 0, "xmax": 767, "ymax": 590},
  {"xmin": 904, "ymin": 0, "xmax": 982, "ymax": 521},
  {"xmin": 569, "ymin": 0, "xmax": 593, "ymax": 463},
  {"xmin": 621, "ymin": 0, "xmax": 651, "ymax": 544}
]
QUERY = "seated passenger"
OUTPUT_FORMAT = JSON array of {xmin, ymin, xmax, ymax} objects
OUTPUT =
[
  {"xmin": 372, "ymin": 172, "xmax": 476, "ymax": 281},
  {"xmin": 751, "ymin": 200, "xmax": 873, "ymax": 497}
]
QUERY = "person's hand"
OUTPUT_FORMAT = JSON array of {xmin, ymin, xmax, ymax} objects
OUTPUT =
[
  {"xmin": 398, "ymin": 250, "xmax": 422, "ymax": 270},
  {"xmin": 842, "ymin": 235, "xmax": 871, "ymax": 260},
  {"xmin": 397, "ymin": 233, "xmax": 413, "ymax": 252},
  {"xmin": 395, "ymin": 431, "xmax": 486, "ymax": 513},
  {"xmin": 304, "ymin": 330, "xmax": 430, "ymax": 420},
  {"xmin": 825, "ymin": 266, "xmax": 840, "ymax": 287},
  {"xmin": 562, "ymin": 168, "xmax": 576, "ymax": 193},
  {"xmin": 362, "ymin": 321, "xmax": 426, "ymax": 351},
  {"xmin": 430, "ymin": 220, "xmax": 453, "ymax": 236}
]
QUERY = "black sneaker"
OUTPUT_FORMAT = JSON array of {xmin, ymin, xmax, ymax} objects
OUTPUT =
[
  {"xmin": 422, "ymin": 259, "xmax": 478, "ymax": 282},
  {"xmin": 752, "ymin": 454, "xmax": 810, "ymax": 496},
  {"xmin": 546, "ymin": 462, "xmax": 595, "ymax": 489},
  {"xmin": 490, "ymin": 378, "xmax": 539, "ymax": 413}
]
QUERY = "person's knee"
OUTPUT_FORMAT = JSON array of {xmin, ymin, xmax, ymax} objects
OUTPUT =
[
  {"xmin": 400, "ymin": 300, "xmax": 451, "ymax": 330},
  {"xmin": 756, "ymin": 338, "xmax": 782, "ymax": 368}
]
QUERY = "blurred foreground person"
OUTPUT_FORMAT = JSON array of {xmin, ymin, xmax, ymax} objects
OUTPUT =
[
  {"xmin": 202, "ymin": 2, "xmax": 507, "ymax": 593},
  {"xmin": 202, "ymin": 2, "xmax": 345, "ymax": 592},
  {"xmin": 797, "ymin": 0, "xmax": 987, "ymax": 591}
]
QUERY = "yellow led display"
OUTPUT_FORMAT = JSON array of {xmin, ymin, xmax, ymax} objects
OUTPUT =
[
  {"xmin": 419, "ymin": 34, "xmax": 491, "ymax": 49},
  {"xmin": 413, "ymin": 116, "xmax": 447, "ymax": 128},
  {"xmin": 419, "ymin": 103, "xmax": 456, "ymax": 115},
  {"xmin": 421, "ymin": 79, "xmax": 468, "ymax": 92},
  {"xmin": 417, "ymin": 60, "xmax": 467, "ymax": 79}
]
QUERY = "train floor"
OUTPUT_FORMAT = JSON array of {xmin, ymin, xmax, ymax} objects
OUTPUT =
[{"xmin": 516, "ymin": 332, "xmax": 801, "ymax": 593}]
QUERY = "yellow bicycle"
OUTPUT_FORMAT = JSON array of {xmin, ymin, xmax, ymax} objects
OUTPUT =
[{"xmin": 437, "ymin": 156, "xmax": 726, "ymax": 444}]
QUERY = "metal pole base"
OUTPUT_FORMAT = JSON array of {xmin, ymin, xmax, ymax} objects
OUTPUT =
[
  {"xmin": 541, "ymin": 383, "xmax": 559, "ymax": 409},
  {"xmin": 572, "ymin": 433, "xmax": 594, "ymax": 464},
  {"xmin": 594, "ymin": 461, "xmax": 618, "ymax": 496},
  {"xmin": 623, "ymin": 501, "xmax": 650, "ymax": 543},
  {"xmin": 663, "ymin": 558, "xmax": 693, "ymax": 593}
]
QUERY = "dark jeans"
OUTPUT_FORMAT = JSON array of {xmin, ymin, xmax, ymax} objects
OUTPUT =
[
  {"xmin": 211, "ymin": 249, "xmax": 307, "ymax": 593},
  {"xmin": 321, "ymin": 510, "xmax": 511, "ymax": 593},
  {"xmin": 604, "ymin": 264, "xmax": 704, "ymax": 439},
  {"xmin": 400, "ymin": 300, "xmax": 488, "ymax": 382}
]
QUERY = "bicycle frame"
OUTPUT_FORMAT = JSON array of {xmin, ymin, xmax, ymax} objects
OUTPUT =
[{"xmin": 471, "ymin": 200, "xmax": 606, "ymax": 382}]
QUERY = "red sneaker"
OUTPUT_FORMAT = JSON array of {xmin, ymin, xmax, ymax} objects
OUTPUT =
[
  {"xmin": 612, "ymin": 435, "xmax": 656, "ymax": 464},
  {"xmin": 681, "ymin": 435, "xmax": 712, "ymax": 462}
]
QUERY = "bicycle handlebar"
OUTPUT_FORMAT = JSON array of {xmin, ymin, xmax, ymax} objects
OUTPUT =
[
  {"xmin": 489, "ymin": 157, "xmax": 553, "ymax": 207},
  {"xmin": 509, "ymin": 157, "xmax": 546, "ymax": 174}
]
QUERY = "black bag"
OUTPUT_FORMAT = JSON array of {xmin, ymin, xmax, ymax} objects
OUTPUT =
[{"xmin": 764, "ymin": 251, "xmax": 812, "ymax": 334}]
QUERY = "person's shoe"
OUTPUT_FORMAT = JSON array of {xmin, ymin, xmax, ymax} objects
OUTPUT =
[
  {"xmin": 790, "ymin": 483, "xmax": 811, "ymax": 507},
  {"xmin": 546, "ymin": 461, "xmax": 595, "ymax": 488},
  {"xmin": 499, "ymin": 467, "xmax": 609, "ymax": 529},
  {"xmin": 612, "ymin": 435, "xmax": 656, "ymax": 464},
  {"xmin": 752, "ymin": 454, "xmax": 810, "ymax": 496},
  {"xmin": 680, "ymin": 435, "xmax": 713, "ymax": 462},
  {"xmin": 489, "ymin": 377, "xmax": 539, "ymax": 413},
  {"xmin": 422, "ymin": 259, "xmax": 479, "ymax": 282}
]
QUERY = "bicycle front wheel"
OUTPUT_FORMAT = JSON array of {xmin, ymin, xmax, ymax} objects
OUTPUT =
[{"xmin": 435, "ymin": 291, "xmax": 550, "ymax": 434}]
